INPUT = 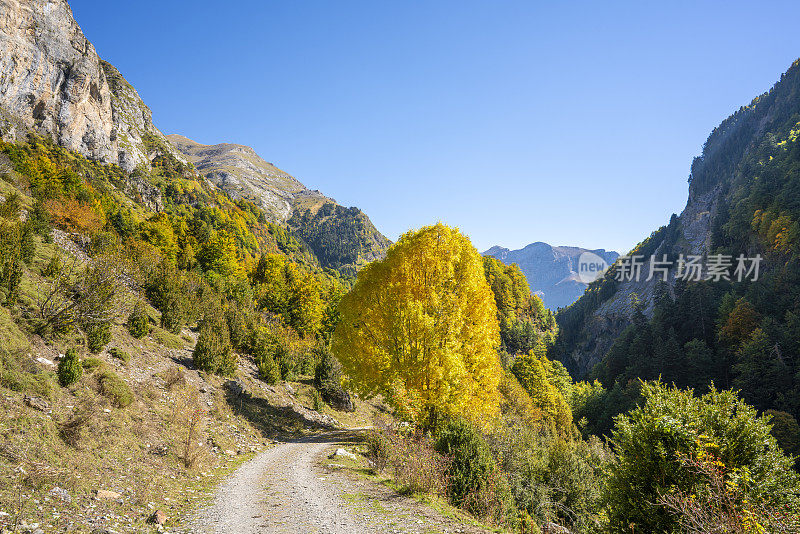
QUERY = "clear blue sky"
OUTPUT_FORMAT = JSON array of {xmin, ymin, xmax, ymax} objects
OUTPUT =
[{"xmin": 70, "ymin": 0, "xmax": 800, "ymax": 254}]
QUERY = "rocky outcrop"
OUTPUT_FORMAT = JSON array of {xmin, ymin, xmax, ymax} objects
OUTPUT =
[
  {"xmin": 483, "ymin": 243, "xmax": 619, "ymax": 310},
  {"xmin": 0, "ymin": 0, "xmax": 184, "ymax": 172},
  {"xmin": 166, "ymin": 134, "xmax": 328, "ymax": 222}
]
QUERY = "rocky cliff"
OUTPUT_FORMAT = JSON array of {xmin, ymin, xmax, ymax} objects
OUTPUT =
[
  {"xmin": 556, "ymin": 59, "xmax": 800, "ymax": 377},
  {"xmin": 483, "ymin": 242, "xmax": 618, "ymax": 310},
  {"xmin": 0, "ymin": 0, "xmax": 184, "ymax": 172}
]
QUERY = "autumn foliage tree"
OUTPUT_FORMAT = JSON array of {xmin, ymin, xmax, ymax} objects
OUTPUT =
[{"xmin": 332, "ymin": 223, "xmax": 502, "ymax": 427}]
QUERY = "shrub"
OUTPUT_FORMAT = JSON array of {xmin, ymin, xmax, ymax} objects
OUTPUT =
[
  {"xmin": 97, "ymin": 369, "xmax": 133, "ymax": 407},
  {"xmin": 225, "ymin": 306, "xmax": 250, "ymax": 351},
  {"xmin": 193, "ymin": 306, "xmax": 235, "ymax": 376},
  {"xmin": 57, "ymin": 348, "xmax": 82, "ymax": 387},
  {"xmin": 86, "ymin": 321, "xmax": 111, "ymax": 353},
  {"xmin": 365, "ymin": 430, "xmax": 391, "ymax": 473},
  {"xmin": 604, "ymin": 382, "xmax": 800, "ymax": 533},
  {"xmin": 108, "ymin": 347, "xmax": 130, "ymax": 364},
  {"xmin": 435, "ymin": 418, "xmax": 497, "ymax": 510},
  {"xmin": 126, "ymin": 300, "xmax": 149, "ymax": 339},
  {"xmin": 314, "ymin": 344, "xmax": 353, "ymax": 411},
  {"xmin": 161, "ymin": 366, "xmax": 185, "ymax": 390}
]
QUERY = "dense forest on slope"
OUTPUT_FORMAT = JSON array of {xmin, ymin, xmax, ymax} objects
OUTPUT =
[
  {"xmin": 288, "ymin": 202, "xmax": 391, "ymax": 275},
  {"xmin": 554, "ymin": 60, "xmax": 800, "ymax": 445}
]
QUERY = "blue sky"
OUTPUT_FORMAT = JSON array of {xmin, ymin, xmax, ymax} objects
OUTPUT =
[{"xmin": 70, "ymin": 0, "xmax": 800, "ymax": 254}]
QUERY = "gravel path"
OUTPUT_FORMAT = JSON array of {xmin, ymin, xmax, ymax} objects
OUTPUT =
[{"xmin": 188, "ymin": 431, "xmax": 491, "ymax": 534}]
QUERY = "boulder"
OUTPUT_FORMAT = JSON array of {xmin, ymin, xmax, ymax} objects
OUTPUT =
[
  {"xmin": 95, "ymin": 489, "xmax": 121, "ymax": 501},
  {"xmin": 329, "ymin": 448, "xmax": 357, "ymax": 460},
  {"xmin": 149, "ymin": 510, "xmax": 168, "ymax": 525},
  {"xmin": 23, "ymin": 396, "xmax": 49, "ymax": 411},
  {"xmin": 541, "ymin": 522, "xmax": 571, "ymax": 534}
]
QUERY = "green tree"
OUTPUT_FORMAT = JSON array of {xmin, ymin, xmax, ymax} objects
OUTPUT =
[{"xmin": 193, "ymin": 306, "xmax": 235, "ymax": 376}]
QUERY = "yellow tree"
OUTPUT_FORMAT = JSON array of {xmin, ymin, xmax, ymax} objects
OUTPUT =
[{"xmin": 332, "ymin": 223, "xmax": 502, "ymax": 427}]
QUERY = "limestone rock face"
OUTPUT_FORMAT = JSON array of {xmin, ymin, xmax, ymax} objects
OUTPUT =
[{"xmin": 0, "ymin": 0, "xmax": 183, "ymax": 171}]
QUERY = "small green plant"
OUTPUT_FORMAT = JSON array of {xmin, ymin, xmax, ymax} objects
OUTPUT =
[
  {"xmin": 81, "ymin": 356, "xmax": 106, "ymax": 373},
  {"xmin": 97, "ymin": 369, "xmax": 133, "ymax": 407},
  {"xmin": 108, "ymin": 347, "xmax": 130, "ymax": 364},
  {"xmin": 57, "ymin": 348, "xmax": 82, "ymax": 387},
  {"xmin": 86, "ymin": 322, "xmax": 111, "ymax": 353},
  {"xmin": 126, "ymin": 300, "xmax": 149, "ymax": 339}
]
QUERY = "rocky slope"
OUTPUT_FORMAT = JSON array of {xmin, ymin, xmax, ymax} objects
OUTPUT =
[
  {"xmin": 166, "ymin": 134, "xmax": 329, "ymax": 222},
  {"xmin": 168, "ymin": 134, "xmax": 390, "ymax": 272},
  {"xmin": 483, "ymin": 242, "xmax": 618, "ymax": 310},
  {"xmin": 555, "ymin": 59, "xmax": 800, "ymax": 377},
  {"xmin": 0, "ymin": 0, "xmax": 185, "ymax": 172}
]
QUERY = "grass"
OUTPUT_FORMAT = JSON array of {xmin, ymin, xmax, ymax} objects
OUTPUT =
[
  {"xmin": 151, "ymin": 326, "xmax": 184, "ymax": 349},
  {"xmin": 0, "ymin": 306, "xmax": 29, "ymax": 353}
]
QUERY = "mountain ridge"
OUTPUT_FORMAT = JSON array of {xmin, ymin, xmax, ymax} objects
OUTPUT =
[{"xmin": 483, "ymin": 242, "xmax": 619, "ymax": 310}]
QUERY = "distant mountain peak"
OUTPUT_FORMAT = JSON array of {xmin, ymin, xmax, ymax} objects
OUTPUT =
[{"xmin": 483, "ymin": 242, "xmax": 619, "ymax": 310}]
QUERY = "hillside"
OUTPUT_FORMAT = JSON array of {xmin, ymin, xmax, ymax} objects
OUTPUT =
[
  {"xmin": 553, "ymin": 59, "xmax": 800, "ymax": 430},
  {"xmin": 167, "ymin": 134, "xmax": 390, "ymax": 273},
  {"xmin": 165, "ymin": 134, "xmax": 323, "ymax": 222},
  {"xmin": 484, "ymin": 243, "xmax": 618, "ymax": 310}
]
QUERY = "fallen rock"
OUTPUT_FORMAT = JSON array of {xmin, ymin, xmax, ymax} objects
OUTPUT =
[
  {"xmin": 329, "ymin": 448, "xmax": 356, "ymax": 460},
  {"xmin": 541, "ymin": 522, "xmax": 571, "ymax": 534},
  {"xmin": 95, "ymin": 489, "xmax": 122, "ymax": 501},
  {"xmin": 149, "ymin": 509, "xmax": 168, "ymax": 525},
  {"xmin": 225, "ymin": 380, "xmax": 246, "ymax": 397},
  {"xmin": 35, "ymin": 357, "xmax": 54, "ymax": 366},
  {"xmin": 223, "ymin": 449, "xmax": 236, "ymax": 456},
  {"xmin": 23, "ymin": 396, "xmax": 49, "ymax": 412},
  {"xmin": 49, "ymin": 486, "xmax": 72, "ymax": 504}
]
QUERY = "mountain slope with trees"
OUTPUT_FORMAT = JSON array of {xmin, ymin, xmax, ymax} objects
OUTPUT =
[{"xmin": 554, "ymin": 58, "xmax": 800, "ymax": 439}]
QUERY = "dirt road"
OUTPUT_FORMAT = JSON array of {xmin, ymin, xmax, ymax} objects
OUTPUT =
[{"xmin": 188, "ymin": 431, "xmax": 491, "ymax": 534}]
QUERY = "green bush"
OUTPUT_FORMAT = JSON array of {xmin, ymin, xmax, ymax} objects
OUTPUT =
[
  {"xmin": 604, "ymin": 382, "xmax": 800, "ymax": 533},
  {"xmin": 97, "ymin": 369, "xmax": 133, "ymax": 407},
  {"xmin": 86, "ymin": 322, "xmax": 111, "ymax": 353},
  {"xmin": 108, "ymin": 347, "xmax": 130, "ymax": 364},
  {"xmin": 126, "ymin": 301, "xmax": 149, "ymax": 339},
  {"xmin": 365, "ymin": 430, "xmax": 391, "ymax": 473},
  {"xmin": 193, "ymin": 306, "xmax": 235, "ymax": 376},
  {"xmin": 57, "ymin": 348, "xmax": 82, "ymax": 387},
  {"xmin": 434, "ymin": 418, "xmax": 497, "ymax": 509}
]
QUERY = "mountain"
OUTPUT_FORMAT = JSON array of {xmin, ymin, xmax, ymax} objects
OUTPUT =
[
  {"xmin": 554, "ymin": 58, "xmax": 800, "ymax": 406},
  {"xmin": 0, "ymin": 0, "xmax": 185, "ymax": 172},
  {"xmin": 167, "ymin": 134, "xmax": 390, "ymax": 273},
  {"xmin": 166, "ymin": 134, "xmax": 329, "ymax": 222},
  {"xmin": 0, "ymin": 0, "xmax": 388, "ymax": 274},
  {"xmin": 483, "ymin": 243, "xmax": 619, "ymax": 310}
]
